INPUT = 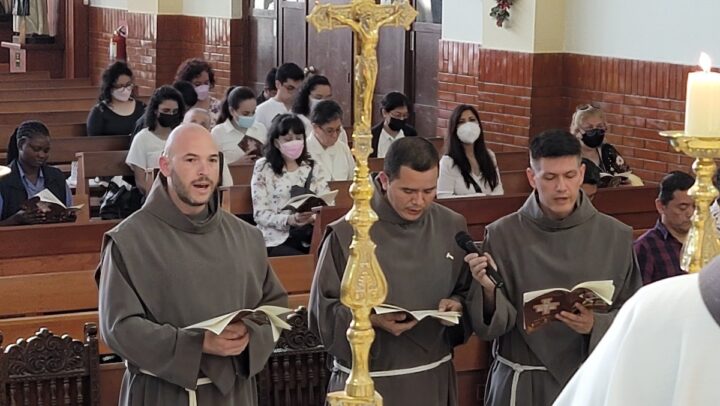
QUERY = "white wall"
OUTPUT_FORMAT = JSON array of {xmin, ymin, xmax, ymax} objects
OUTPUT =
[
  {"xmin": 89, "ymin": 0, "xmax": 127, "ymax": 9},
  {"xmin": 441, "ymin": 0, "xmax": 483, "ymax": 44},
  {"xmin": 565, "ymin": 0, "xmax": 720, "ymax": 66}
]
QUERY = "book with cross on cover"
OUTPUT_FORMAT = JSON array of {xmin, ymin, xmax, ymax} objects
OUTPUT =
[{"xmin": 522, "ymin": 280, "xmax": 615, "ymax": 334}]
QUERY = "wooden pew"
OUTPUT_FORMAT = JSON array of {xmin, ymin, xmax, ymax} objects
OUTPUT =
[
  {"xmin": 220, "ymin": 184, "xmax": 253, "ymax": 216},
  {"xmin": 0, "ymin": 123, "xmax": 87, "ymax": 146},
  {"xmin": 0, "ymin": 86, "xmax": 99, "ymax": 100},
  {"xmin": 48, "ymin": 135, "xmax": 130, "ymax": 165},
  {"xmin": 0, "ymin": 70, "xmax": 50, "ymax": 81},
  {"xmin": 0, "ymin": 77, "xmax": 91, "ymax": 89},
  {"xmin": 495, "ymin": 150, "xmax": 528, "ymax": 171},
  {"xmin": 75, "ymin": 151, "xmax": 134, "ymax": 222},
  {"xmin": 0, "ymin": 98, "xmax": 96, "ymax": 113},
  {"xmin": 0, "ymin": 110, "xmax": 88, "ymax": 125},
  {"xmin": 228, "ymin": 162, "xmax": 255, "ymax": 185}
]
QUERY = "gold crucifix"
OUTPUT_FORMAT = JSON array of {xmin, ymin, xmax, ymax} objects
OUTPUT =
[{"xmin": 307, "ymin": 1, "xmax": 417, "ymax": 405}]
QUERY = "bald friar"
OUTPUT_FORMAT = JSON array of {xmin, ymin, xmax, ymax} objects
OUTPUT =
[{"xmin": 97, "ymin": 123, "xmax": 288, "ymax": 405}]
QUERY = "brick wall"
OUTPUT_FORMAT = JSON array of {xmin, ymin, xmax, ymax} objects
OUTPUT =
[
  {"xmin": 438, "ymin": 39, "xmax": 696, "ymax": 182},
  {"xmin": 89, "ymin": 8, "xmax": 249, "ymax": 99}
]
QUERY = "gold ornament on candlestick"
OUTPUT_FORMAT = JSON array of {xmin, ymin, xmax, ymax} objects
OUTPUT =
[
  {"xmin": 307, "ymin": 1, "xmax": 417, "ymax": 404},
  {"xmin": 660, "ymin": 132, "xmax": 720, "ymax": 273}
]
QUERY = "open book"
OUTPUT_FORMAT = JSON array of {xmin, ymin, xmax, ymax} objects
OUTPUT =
[
  {"xmin": 374, "ymin": 304, "xmax": 462, "ymax": 325},
  {"xmin": 522, "ymin": 280, "xmax": 615, "ymax": 333},
  {"xmin": 184, "ymin": 305, "xmax": 292, "ymax": 342},
  {"xmin": 20, "ymin": 189, "xmax": 83, "ymax": 223},
  {"xmin": 598, "ymin": 172, "xmax": 631, "ymax": 188},
  {"xmin": 283, "ymin": 190, "xmax": 338, "ymax": 213}
]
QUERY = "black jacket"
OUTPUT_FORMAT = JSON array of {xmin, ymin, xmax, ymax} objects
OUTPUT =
[
  {"xmin": 370, "ymin": 121, "xmax": 418, "ymax": 158},
  {"xmin": 0, "ymin": 160, "xmax": 67, "ymax": 220}
]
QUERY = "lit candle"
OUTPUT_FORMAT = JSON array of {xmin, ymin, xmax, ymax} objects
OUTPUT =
[{"xmin": 685, "ymin": 53, "xmax": 720, "ymax": 136}]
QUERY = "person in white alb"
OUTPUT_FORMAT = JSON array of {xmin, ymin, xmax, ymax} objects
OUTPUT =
[
  {"xmin": 370, "ymin": 91, "xmax": 418, "ymax": 158},
  {"xmin": 292, "ymin": 74, "xmax": 349, "ymax": 144},
  {"xmin": 306, "ymin": 100, "xmax": 355, "ymax": 181},
  {"xmin": 437, "ymin": 105, "xmax": 503, "ymax": 198},
  {"xmin": 211, "ymin": 86, "xmax": 268, "ymax": 165},
  {"xmin": 254, "ymin": 63, "xmax": 305, "ymax": 131}
]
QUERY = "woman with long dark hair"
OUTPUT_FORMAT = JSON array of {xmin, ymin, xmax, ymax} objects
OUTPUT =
[
  {"xmin": 437, "ymin": 104, "xmax": 503, "ymax": 197},
  {"xmin": 86, "ymin": 61, "xmax": 146, "ymax": 136},
  {"xmin": 212, "ymin": 86, "xmax": 267, "ymax": 164},
  {"xmin": 251, "ymin": 114, "xmax": 331, "ymax": 256}
]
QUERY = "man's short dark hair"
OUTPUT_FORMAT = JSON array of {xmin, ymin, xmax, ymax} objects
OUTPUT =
[
  {"xmin": 276, "ymin": 63, "xmax": 305, "ymax": 84},
  {"xmin": 383, "ymin": 137, "xmax": 439, "ymax": 181},
  {"xmin": 582, "ymin": 158, "xmax": 601, "ymax": 185},
  {"xmin": 658, "ymin": 171, "xmax": 694, "ymax": 206},
  {"xmin": 311, "ymin": 100, "xmax": 343, "ymax": 126},
  {"xmin": 530, "ymin": 129, "xmax": 582, "ymax": 168}
]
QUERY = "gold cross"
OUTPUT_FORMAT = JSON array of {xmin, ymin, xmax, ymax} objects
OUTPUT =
[{"xmin": 307, "ymin": 1, "xmax": 417, "ymax": 405}]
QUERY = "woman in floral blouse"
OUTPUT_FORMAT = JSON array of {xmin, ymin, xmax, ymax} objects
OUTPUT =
[{"xmin": 251, "ymin": 113, "xmax": 331, "ymax": 256}]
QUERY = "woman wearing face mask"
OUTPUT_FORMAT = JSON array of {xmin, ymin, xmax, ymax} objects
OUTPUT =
[
  {"xmin": 437, "ymin": 105, "xmax": 503, "ymax": 198},
  {"xmin": 87, "ymin": 61, "xmax": 146, "ymax": 136},
  {"xmin": 212, "ymin": 86, "xmax": 268, "ymax": 165},
  {"xmin": 175, "ymin": 58, "xmax": 222, "ymax": 127},
  {"xmin": 571, "ymin": 104, "xmax": 644, "ymax": 186},
  {"xmin": 251, "ymin": 114, "xmax": 331, "ymax": 256},
  {"xmin": 292, "ymin": 74, "xmax": 349, "ymax": 144},
  {"xmin": 370, "ymin": 91, "xmax": 417, "ymax": 158},
  {"xmin": 126, "ymin": 86, "xmax": 186, "ymax": 195},
  {"xmin": 0, "ymin": 121, "xmax": 74, "ymax": 226}
]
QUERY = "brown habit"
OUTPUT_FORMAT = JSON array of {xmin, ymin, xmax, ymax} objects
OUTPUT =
[
  {"xmin": 309, "ymin": 181, "xmax": 472, "ymax": 406},
  {"xmin": 96, "ymin": 176, "xmax": 288, "ymax": 405},
  {"xmin": 468, "ymin": 192, "xmax": 642, "ymax": 406}
]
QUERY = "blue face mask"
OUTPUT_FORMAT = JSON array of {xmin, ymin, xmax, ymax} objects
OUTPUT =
[{"xmin": 236, "ymin": 115, "xmax": 255, "ymax": 129}]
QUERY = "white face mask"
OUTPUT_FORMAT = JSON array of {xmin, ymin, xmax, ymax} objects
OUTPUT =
[
  {"xmin": 112, "ymin": 87, "xmax": 132, "ymax": 102},
  {"xmin": 309, "ymin": 97, "xmax": 323, "ymax": 112},
  {"xmin": 457, "ymin": 121, "xmax": 481, "ymax": 144}
]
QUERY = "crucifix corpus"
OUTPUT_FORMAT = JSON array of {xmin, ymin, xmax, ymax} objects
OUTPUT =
[{"xmin": 307, "ymin": 1, "xmax": 417, "ymax": 405}]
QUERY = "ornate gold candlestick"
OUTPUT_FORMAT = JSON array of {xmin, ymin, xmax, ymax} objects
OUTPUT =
[
  {"xmin": 660, "ymin": 131, "xmax": 720, "ymax": 273},
  {"xmin": 307, "ymin": 1, "xmax": 417, "ymax": 405}
]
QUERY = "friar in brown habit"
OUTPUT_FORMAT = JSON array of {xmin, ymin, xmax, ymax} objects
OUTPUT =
[
  {"xmin": 97, "ymin": 124, "xmax": 288, "ymax": 406},
  {"xmin": 465, "ymin": 129, "xmax": 642, "ymax": 406},
  {"xmin": 310, "ymin": 137, "xmax": 473, "ymax": 406}
]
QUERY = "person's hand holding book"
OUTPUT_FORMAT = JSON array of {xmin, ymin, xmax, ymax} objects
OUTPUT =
[
  {"xmin": 202, "ymin": 321, "xmax": 250, "ymax": 356},
  {"xmin": 556, "ymin": 303, "xmax": 594, "ymax": 334},
  {"xmin": 288, "ymin": 211, "xmax": 314, "ymax": 226},
  {"xmin": 370, "ymin": 312, "xmax": 418, "ymax": 336}
]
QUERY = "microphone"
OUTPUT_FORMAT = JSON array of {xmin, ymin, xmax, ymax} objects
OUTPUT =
[{"xmin": 455, "ymin": 231, "xmax": 505, "ymax": 289}]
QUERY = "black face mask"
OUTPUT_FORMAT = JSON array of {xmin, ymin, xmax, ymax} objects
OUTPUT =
[
  {"xmin": 581, "ymin": 128, "xmax": 606, "ymax": 148},
  {"xmin": 387, "ymin": 117, "xmax": 406, "ymax": 132},
  {"xmin": 157, "ymin": 112, "xmax": 182, "ymax": 129}
]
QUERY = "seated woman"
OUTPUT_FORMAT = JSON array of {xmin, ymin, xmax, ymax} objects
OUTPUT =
[
  {"xmin": 175, "ymin": 58, "xmax": 222, "ymax": 127},
  {"xmin": 211, "ymin": 86, "xmax": 268, "ymax": 164},
  {"xmin": 370, "ymin": 91, "xmax": 417, "ymax": 158},
  {"xmin": 126, "ymin": 86, "xmax": 186, "ymax": 195},
  {"xmin": 292, "ymin": 74, "xmax": 349, "ymax": 144},
  {"xmin": 437, "ymin": 105, "xmax": 503, "ymax": 198},
  {"xmin": 307, "ymin": 100, "xmax": 355, "ymax": 181},
  {"xmin": 570, "ymin": 104, "xmax": 643, "ymax": 186},
  {"xmin": 86, "ymin": 61, "xmax": 146, "ymax": 136},
  {"xmin": 132, "ymin": 80, "xmax": 198, "ymax": 136},
  {"xmin": 251, "ymin": 114, "xmax": 331, "ymax": 256},
  {"xmin": 0, "ymin": 121, "xmax": 73, "ymax": 226}
]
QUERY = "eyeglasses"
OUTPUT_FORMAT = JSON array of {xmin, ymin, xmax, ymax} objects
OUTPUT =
[
  {"xmin": 576, "ymin": 103, "xmax": 600, "ymax": 112},
  {"xmin": 320, "ymin": 126, "xmax": 342, "ymax": 135},
  {"xmin": 113, "ymin": 82, "xmax": 134, "ymax": 90}
]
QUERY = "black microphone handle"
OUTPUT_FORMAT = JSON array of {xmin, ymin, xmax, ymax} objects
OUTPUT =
[{"xmin": 463, "ymin": 241, "xmax": 505, "ymax": 289}]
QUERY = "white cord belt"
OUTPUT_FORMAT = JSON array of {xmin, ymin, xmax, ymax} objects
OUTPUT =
[
  {"xmin": 493, "ymin": 352, "xmax": 548, "ymax": 406},
  {"xmin": 126, "ymin": 361, "xmax": 212, "ymax": 406},
  {"xmin": 333, "ymin": 354, "xmax": 452, "ymax": 378}
]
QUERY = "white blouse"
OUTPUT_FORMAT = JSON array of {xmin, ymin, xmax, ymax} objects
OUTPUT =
[
  {"xmin": 436, "ymin": 152, "xmax": 504, "ymax": 198},
  {"xmin": 211, "ymin": 119, "xmax": 268, "ymax": 164},
  {"xmin": 251, "ymin": 157, "xmax": 331, "ymax": 247},
  {"xmin": 377, "ymin": 127, "xmax": 405, "ymax": 159},
  {"xmin": 306, "ymin": 134, "xmax": 355, "ymax": 181}
]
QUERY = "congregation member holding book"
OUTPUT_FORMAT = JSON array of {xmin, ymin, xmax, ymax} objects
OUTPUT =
[
  {"xmin": 570, "ymin": 104, "xmax": 644, "ymax": 187},
  {"xmin": 464, "ymin": 130, "xmax": 642, "ymax": 406},
  {"xmin": 309, "ymin": 137, "xmax": 472, "ymax": 405},
  {"xmin": 251, "ymin": 113, "xmax": 332, "ymax": 256},
  {"xmin": 0, "ymin": 121, "xmax": 74, "ymax": 226},
  {"xmin": 98, "ymin": 124, "xmax": 288, "ymax": 405},
  {"xmin": 437, "ymin": 104, "xmax": 503, "ymax": 198},
  {"xmin": 212, "ymin": 86, "xmax": 268, "ymax": 164}
]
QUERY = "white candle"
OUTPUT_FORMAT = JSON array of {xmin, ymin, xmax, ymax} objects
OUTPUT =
[{"xmin": 686, "ymin": 53, "xmax": 720, "ymax": 136}]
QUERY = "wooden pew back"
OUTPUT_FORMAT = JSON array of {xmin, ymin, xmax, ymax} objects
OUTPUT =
[
  {"xmin": 75, "ymin": 151, "xmax": 133, "ymax": 222},
  {"xmin": 49, "ymin": 136, "xmax": 130, "ymax": 165}
]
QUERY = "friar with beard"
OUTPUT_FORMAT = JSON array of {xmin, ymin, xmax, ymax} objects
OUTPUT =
[
  {"xmin": 465, "ymin": 130, "xmax": 642, "ymax": 406},
  {"xmin": 96, "ymin": 123, "xmax": 288, "ymax": 406}
]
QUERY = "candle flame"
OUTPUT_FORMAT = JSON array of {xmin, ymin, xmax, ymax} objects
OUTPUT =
[{"xmin": 700, "ymin": 52, "xmax": 712, "ymax": 73}]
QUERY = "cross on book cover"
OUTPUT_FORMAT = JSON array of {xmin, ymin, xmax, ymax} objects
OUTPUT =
[{"xmin": 522, "ymin": 280, "xmax": 615, "ymax": 334}]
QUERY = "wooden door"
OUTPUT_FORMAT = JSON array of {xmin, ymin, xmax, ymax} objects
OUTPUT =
[
  {"xmin": 306, "ymin": 0, "xmax": 354, "ymax": 125},
  {"xmin": 410, "ymin": 21, "xmax": 441, "ymax": 138},
  {"xmin": 372, "ymin": 25, "xmax": 409, "ymax": 127},
  {"xmin": 249, "ymin": 0, "xmax": 277, "ymax": 94},
  {"xmin": 278, "ymin": 0, "xmax": 307, "ymax": 68}
]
